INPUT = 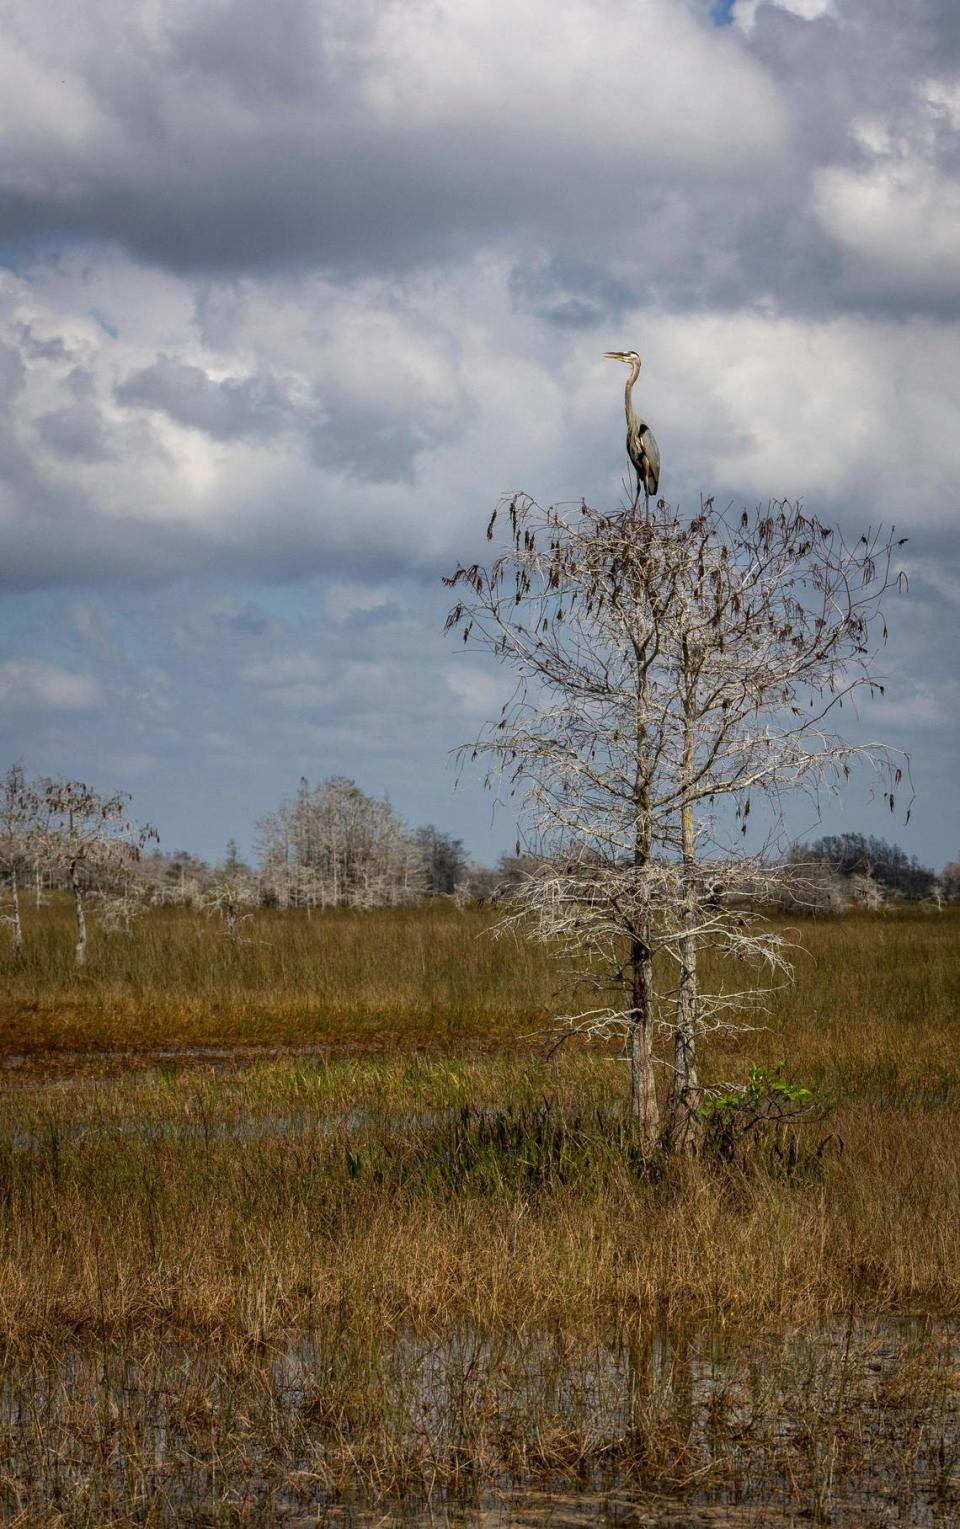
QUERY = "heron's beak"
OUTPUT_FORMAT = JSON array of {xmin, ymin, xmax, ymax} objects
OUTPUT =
[{"xmin": 604, "ymin": 351, "xmax": 628, "ymax": 361}]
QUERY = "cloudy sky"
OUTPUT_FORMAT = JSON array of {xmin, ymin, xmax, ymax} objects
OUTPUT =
[{"xmin": 1, "ymin": 0, "xmax": 958, "ymax": 868}]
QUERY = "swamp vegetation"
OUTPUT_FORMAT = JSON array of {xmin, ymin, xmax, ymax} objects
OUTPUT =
[{"xmin": 0, "ymin": 902, "xmax": 958, "ymax": 1523}]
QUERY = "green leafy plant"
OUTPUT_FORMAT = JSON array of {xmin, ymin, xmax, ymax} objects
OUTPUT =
[{"xmin": 701, "ymin": 1063, "xmax": 838, "ymax": 1172}]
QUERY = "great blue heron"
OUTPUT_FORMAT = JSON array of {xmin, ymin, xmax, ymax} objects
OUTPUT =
[{"xmin": 604, "ymin": 349, "xmax": 660, "ymax": 504}]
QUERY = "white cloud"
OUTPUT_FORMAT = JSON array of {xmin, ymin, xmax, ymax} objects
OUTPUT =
[
  {"xmin": 0, "ymin": 35, "xmax": 106, "ymax": 158},
  {"xmin": 733, "ymin": 0, "xmax": 832, "ymax": 30},
  {"xmin": 862, "ymin": 683, "xmax": 949, "ymax": 731},
  {"xmin": 570, "ymin": 309, "xmax": 960, "ymax": 522},
  {"xmin": 2, "ymin": 250, "xmax": 960, "ymax": 606},
  {"xmin": 813, "ymin": 78, "xmax": 960, "ymax": 304},
  {"xmin": 242, "ymin": 650, "xmax": 392, "ymax": 711},
  {"xmin": 368, "ymin": 0, "xmax": 789, "ymax": 173},
  {"xmin": 901, "ymin": 558, "xmax": 960, "ymax": 609},
  {"xmin": 100, "ymin": 750, "xmax": 157, "ymax": 777},
  {"xmin": 814, "ymin": 160, "xmax": 960, "ymax": 299},
  {"xmin": 0, "ymin": 659, "xmax": 101, "ymax": 710},
  {"xmin": 444, "ymin": 663, "xmax": 511, "ymax": 717},
  {"xmin": 324, "ymin": 582, "xmax": 394, "ymax": 621},
  {"xmin": 923, "ymin": 78, "xmax": 960, "ymax": 132},
  {"xmin": 0, "ymin": 0, "xmax": 792, "ymax": 288}
]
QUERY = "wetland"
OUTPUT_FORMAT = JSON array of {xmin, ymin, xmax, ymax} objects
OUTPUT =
[{"xmin": 1, "ymin": 903, "xmax": 958, "ymax": 1523}]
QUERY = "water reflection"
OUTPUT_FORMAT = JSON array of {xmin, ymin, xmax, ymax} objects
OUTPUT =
[{"xmin": 2, "ymin": 1315, "xmax": 958, "ymax": 1524}]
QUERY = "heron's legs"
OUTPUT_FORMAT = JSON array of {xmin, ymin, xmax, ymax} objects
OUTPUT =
[{"xmin": 633, "ymin": 470, "xmax": 644, "ymax": 516}]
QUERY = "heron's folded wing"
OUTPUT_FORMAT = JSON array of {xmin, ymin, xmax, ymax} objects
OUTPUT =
[{"xmin": 641, "ymin": 426, "xmax": 661, "ymax": 491}]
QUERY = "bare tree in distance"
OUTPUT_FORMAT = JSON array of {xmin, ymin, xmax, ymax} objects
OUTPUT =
[
  {"xmin": 34, "ymin": 778, "xmax": 157, "ymax": 966},
  {"xmin": 941, "ymin": 856, "xmax": 960, "ymax": 906},
  {"xmin": 146, "ymin": 848, "xmax": 212, "ymax": 909},
  {"xmin": 445, "ymin": 493, "xmax": 907, "ymax": 1150},
  {"xmin": 202, "ymin": 857, "xmax": 261, "ymax": 944},
  {"xmin": 0, "ymin": 764, "xmax": 38, "ymax": 960},
  {"xmin": 258, "ymin": 777, "xmax": 424, "ymax": 911}
]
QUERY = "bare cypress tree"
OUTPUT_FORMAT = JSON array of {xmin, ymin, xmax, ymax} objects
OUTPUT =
[
  {"xmin": 655, "ymin": 499, "xmax": 906, "ymax": 1147},
  {"xmin": 33, "ymin": 778, "xmax": 157, "ymax": 966},
  {"xmin": 202, "ymin": 858, "xmax": 261, "ymax": 944},
  {"xmin": 0, "ymin": 765, "xmax": 37, "ymax": 960},
  {"xmin": 257, "ymin": 777, "xmax": 424, "ymax": 910},
  {"xmin": 445, "ymin": 494, "xmax": 905, "ymax": 1149}
]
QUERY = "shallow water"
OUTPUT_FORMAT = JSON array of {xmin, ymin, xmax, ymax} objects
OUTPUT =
[
  {"xmin": 3, "ymin": 1315, "xmax": 959, "ymax": 1525},
  {"xmin": 1, "ymin": 1040, "xmax": 337, "ymax": 1085},
  {"xmin": 2, "ymin": 1064, "xmax": 958, "ymax": 1523}
]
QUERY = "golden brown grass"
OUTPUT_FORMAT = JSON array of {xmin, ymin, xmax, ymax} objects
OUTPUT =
[
  {"xmin": 4, "ymin": 1050, "xmax": 960, "ymax": 1341},
  {"xmin": 1, "ymin": 904, "xmax": 959, "ymax": 1333},
  {"xmin": 1, "ymin": 905, "xmax": 958, "ymax": 1522},
  {"xmin": 0, "ymin": 900, "xmax": 557, "ymax": 1059},
  {"xmin": 2, "ymin": 897, "xmax": 957, "ymax": 1065}
]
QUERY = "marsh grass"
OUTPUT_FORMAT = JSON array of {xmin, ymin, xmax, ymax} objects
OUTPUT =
[
  {"xmin": 1, "ymin": 905, "xmax": 959, "ymax": 1522},
  {"xmin": 2, "ymin": 899, "xmax": 957, "ymax": 1067},
  {"xmin": 0, "ymin": 900, "xmax": 556, "ymax": 1059}
]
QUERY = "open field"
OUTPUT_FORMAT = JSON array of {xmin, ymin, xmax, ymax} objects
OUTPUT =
[{"xmin": 1, "ymin": 905, "xmax": 959, "ymax": 1523}]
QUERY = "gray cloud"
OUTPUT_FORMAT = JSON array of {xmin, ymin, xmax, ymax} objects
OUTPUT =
[
  {"xmin": 35, "ymin": 402, "xmax": 114, "ymax": 462},
  {"xmin": 0, "ymin": 3, "xmax": 788, "ymax": 290},
  {"xmin": 116, "ymin": 357, "xmax": 297, "ymax": 442},
  {"xmin": 115, "ymin": 354, "xmax": 447, "ymax": 480},
  {"xmin": 309, "ymin": 407, "xmax": 423, "ymax": 483},
  {"xmin": 34, "ymin": 366, "xmax": 114, "ymax": 461},
  {"xmin": 0, "ymin": 340, "xmax": 26, "ymax": 399},
  {"xmin": 510, "ymin": 256, "xmax": 635, "ymax": 331},
  {"xmin": 0, "ymin": 0, "xmax": 956, "ymax": 324},
  {"xmin": 16, "ymin": 324, "xmax": 72, "ymax": 363}
]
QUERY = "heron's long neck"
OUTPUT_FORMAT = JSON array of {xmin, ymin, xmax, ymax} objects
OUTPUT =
[{"xmin": 625, "ymin": 359, "xmax": 641, "ymax": 428}]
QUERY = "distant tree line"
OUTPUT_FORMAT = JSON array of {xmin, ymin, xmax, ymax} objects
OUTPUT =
[
  {"xmin": 0, "ymin": 766, "xmax": 501, "ymax": 962},
  {"xmin": 2, "ymin": 762, "xmax": 957, "ymax": 967},
  {"xmin": 0, "ymin": 765, "xmax": 157, "ymax": 965},
  {"xmin": 785, "ymin": 833, "xmax": 944, "ymax": 910}
]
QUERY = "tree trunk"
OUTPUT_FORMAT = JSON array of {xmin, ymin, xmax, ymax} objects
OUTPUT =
[
  {"xmin": 629, "ymin": 929, "xmax": 659, "ymax": 1149},
  {"xmin": 629, "ymin": 597, "xmax": 660, "ymax": 1150},
  {"xmin": 9, "ymin": 870, "xmax": 22, "ymax": 960},
  {"xmin": 663, "ymin": 655, "xmax": 703, "ymax": 1152},
  {"xmin": 71, "ymin": 867, "xmax": 87, "ymax": 967},
  {"xmin": 662, "ymin": 798, "xmax": 702, "ymax": 1150}
]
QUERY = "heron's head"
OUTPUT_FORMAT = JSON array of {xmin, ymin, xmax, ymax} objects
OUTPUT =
[{"xmin": 604, "ymin": 350, "xmax": 641, "ymax": 369}]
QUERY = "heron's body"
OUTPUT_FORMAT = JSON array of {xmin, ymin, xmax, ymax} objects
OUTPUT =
[
  {"xmin": 627, "ymin": 414, "xmax": 660, "ymax": 500},
  {"xmin": 605, "ymin": 350, "xmax": 660, "ymax": 502}
]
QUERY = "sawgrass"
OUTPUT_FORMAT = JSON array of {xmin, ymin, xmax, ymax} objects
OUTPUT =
[
  {"xmin": 0, "ymin": 900, "xmax": 554, "ymax": 1059},
  {"xmin": 1, "ymin": 898, "xmax": 956, "ymax": 1066},
  {"xmin": 1, "ymin": 905, "xmax": 958, "ymax": 1522}
]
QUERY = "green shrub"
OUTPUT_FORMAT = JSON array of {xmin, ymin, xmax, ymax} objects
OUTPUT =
[{"xmin": 701, "ymin": 1063, "xmax": 837, "ymax": 1173}]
